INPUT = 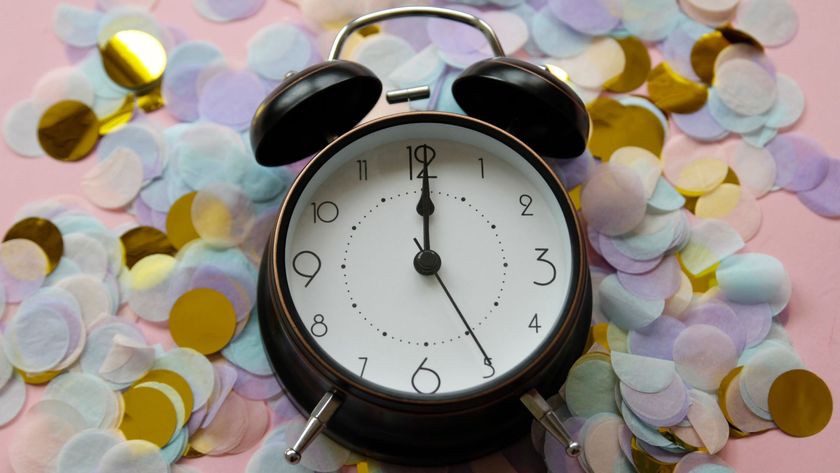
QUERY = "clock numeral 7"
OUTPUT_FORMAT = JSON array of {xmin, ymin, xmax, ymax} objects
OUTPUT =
[
  {"xmin": 293, "ymin": 251, "xmax": 321, "ymax": 287},
  {"xmin": 533, "ymin": 248, "xmax": 557, "ymax": 286},
  {"xmin": 358, "ymin": 357, "xmax": 368, "ymax": 378},
  {"xmin": 411, "ymin": 357, "xmax": 441, "ymax": 394},
  {"xmin": 407, "ymin": 144, "xmax": 437, "ymax": 180}
]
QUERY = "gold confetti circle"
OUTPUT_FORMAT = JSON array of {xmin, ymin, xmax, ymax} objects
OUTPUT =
[
  {"xmin": 101, "ymin": 29, "xmax": 167, "ymax": 91},
  {"xmin": 3, "ymin": 217, "xmax": 63, "ymax": 273},
  {"xmin": 120, "ymin": 226, "xmax": 177, "ymax": 269},
  {"xmin": 120, "ymin": 385, "xmax": 178, "ymax": 447},
  {"xmin": 17, "ymin": 369, "xmax": 61, "ymax": 385},
  {"xmin": 768, "ymin": 369, "xmax": 833, "ymax": 437},
  {"xmin": 630, "ymin": 436, "xmax": 676, "ymax": 472},
  {"xmin": 37, "ymin": 100, "xmax": 99, "ymax": 162},
  {"xmin": 166, "ymin": 192, "xmax": 201, "ymax": 250},
  {"xmin": 170, "ymin": 288, "xmax": 237, "ymax": 355},
  {"xmin": 691, "ymin": 27, "xmax": 763, "ymax": 84},
  {"xmin": 587, "ymin": 97, "xmax": 666, "ymax": 160},
  {"xmin": 98, "ymin": 94, "xmax": 135, "ymax": 135},
  {"xmin": 604, "ymin": 36, "xmax": 651, "ymax": 93},
  {"xmin": 647, "ymin": 62, "xmax": 708, "ymax": 114},
  {"xmin": 133, "ymin": 369, "xmax": 194, "ymax": 417}
]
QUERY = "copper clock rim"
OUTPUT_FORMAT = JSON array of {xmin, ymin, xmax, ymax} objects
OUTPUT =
[{"xmin": 266, "ymin": 111, "xmax": 589, "ymax": 407}]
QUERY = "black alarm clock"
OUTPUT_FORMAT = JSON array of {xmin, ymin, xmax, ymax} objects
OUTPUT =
[{"xmin": 251, "ymin": 6, "xmax": 592, "ymax": 466}]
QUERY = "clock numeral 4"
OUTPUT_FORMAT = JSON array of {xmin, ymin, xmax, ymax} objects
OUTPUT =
[
  {"xmin": 293, "ymin": 251, "xmax": 321, "ymax": 287},
  {"xmin": 520, "ymin": 194, "xmax": 534, "ymax": 216},
  {"xmin": 310, "ymin": 314, "xmax": 328, "ymax": 337},
  {"xmin": 533, "ymin": 248, "xmax": 557, "ymax": 286},
  {"xmin": 311, "ymin": 201, "xmax": 339, "ymax": 223},
  {"xmin": 407, "ymin": 144, "xmax": 437, "ymax": 180},
  {"xmin": 411, "ymin": 357, "xmax": 441, "ymax": 394},
  {"xmin": 529, "ymin": 313, "xmax": 542, "ymax": 333}
]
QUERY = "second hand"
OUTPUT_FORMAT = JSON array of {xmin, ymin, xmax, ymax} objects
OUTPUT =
[{"xmin": 413, "ymin": 238, "xmax": 492, "ymax": 367}]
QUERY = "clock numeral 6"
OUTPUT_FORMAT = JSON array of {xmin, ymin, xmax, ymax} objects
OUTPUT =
[
  {"xmin": 533, "ymin": 248, "xmax": 556, "ymax": 286},
  {"xmin": 311, "ymin": 201, "xmax": 339, "ymax": 223},
  {"xmin": 411, "ymin": 357, "xmax": 441, "ymax": 394},
  {"xmin": 310, "ymin": 314, "xmax": 328, "ymax": 337},
  {"xmin": 293, "ymin": 251, "xmax": 321, "ymax": 287}
]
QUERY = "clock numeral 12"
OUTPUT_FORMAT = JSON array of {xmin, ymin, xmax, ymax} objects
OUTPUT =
[
  {"xmin": 534, "ymin": 248, "xmax": 557, "ymax": 286},
  {"xmin": 407, "ymin": 144, "xmax": 437, "ymax": 180},
  {"xmin": 311, "ymin": 201, "xmax": 339, "ymax": 223},
  {"xmin": 411, "ymin": 357, "xmax": 441, "ymax": 394},
  {"xmin": 356, "ymin": 160, "xmax": 367, "ymax": 181}
]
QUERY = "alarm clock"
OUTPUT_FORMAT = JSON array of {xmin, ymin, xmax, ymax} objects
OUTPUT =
[{"xmin": 251, "ymin": 6, "xmax": 592, "ymax": 466}]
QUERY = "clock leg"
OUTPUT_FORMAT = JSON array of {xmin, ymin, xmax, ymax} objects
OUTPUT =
[
  {"xmin": 284, "ymin": 391, "xmax": 344, "ymax": 464},
  {"xmin": 520, "ymin": 389, "xmax": 581, "ymax": 457}
]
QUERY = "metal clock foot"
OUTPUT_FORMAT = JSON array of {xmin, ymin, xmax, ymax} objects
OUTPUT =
[
  {"xmin": 520, "ymin": 389, "xmax": 580, "ymax": 457},
  {"xmin": 285, "ymin": 391, "xmax": 343, "ymax": 464}
]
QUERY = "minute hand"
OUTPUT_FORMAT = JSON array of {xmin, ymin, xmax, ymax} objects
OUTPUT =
[{"xmin": 413, "ymin": 238, "xmax": 492, "ymax": 367}]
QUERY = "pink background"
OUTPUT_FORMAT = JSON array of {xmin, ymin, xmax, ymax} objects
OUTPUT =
[{"xmin": 1, "ymin": 0, "xmax": 839, "ymax": 471}]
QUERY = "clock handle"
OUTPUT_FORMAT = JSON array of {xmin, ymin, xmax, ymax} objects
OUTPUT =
[
  {"xmin": 285, "ymin": 391, "xmax": 343, "ymax": 464},
  {"xmin": 520, "ymin": 389, "xmax": 581, "ymax": 457}
]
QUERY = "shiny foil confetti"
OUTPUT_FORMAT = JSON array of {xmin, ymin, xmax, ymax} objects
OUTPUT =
[{"xmin": 0, "ymin": 0, "xmax": 836, "ymax": 472}]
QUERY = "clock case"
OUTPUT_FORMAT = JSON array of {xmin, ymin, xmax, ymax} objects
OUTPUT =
[{"xmin": 257, "ymin": 111, "xmax": 592, "ymax": 466}]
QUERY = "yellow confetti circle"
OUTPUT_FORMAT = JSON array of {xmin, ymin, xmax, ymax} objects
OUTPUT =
[
  {"xmin": 604, "ymin": 36, "xmax": 651, "ymax": 93},
  {"xmin": 166, "ymin": 192, "xmax": 201, "ymax": 250},
  {"xmin": 133, "ymin": 369, "xmax": 195, "ymax": 417},
  {"xmin": 768, "ymin": 369, "xmax": 833, "ymax": 437},
  {"xmin": 587, "ymin": 97, "xmax": 666, "ymax": 161},
  {"xmin": 170, "ymin": 288, "xmax": 237, "ymax": 355},
  {"xmin": 101, "ymin": 29, "xmax": 167, "ymax": 91},
  {"xmin": 647, "ymin": 62, "xmax": 708, "ymax": 114},
  {"xmin": 120, "ymin": 385, "xmax": 178, "ymax": 448},
  {"xmin": 3, "ymin": 217, "xmax": 63, "ymax": 273},
  {"xmin": 120, "ymin": 226, "xmax": 177, "ymax": 269},
  {"xmin": 37, "ymin": 100, "xmax": 99, "ymax": 162}
]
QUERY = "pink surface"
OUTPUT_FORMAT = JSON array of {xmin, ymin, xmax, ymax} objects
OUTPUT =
[{"xmin": 1, "ymin": 1, "xmax": 840, "ymax": 472}]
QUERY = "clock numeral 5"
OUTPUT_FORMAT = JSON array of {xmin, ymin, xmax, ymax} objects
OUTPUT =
[
  {"xmin": 533, "ymin": 248, "xmax": 557, "ymax": 286},
  {"xmin": 310, "ymin": 314, "xmax": 328, "ymax": 337},
  {"xmin": 411, "ymin": 357, "xmax": 441, "ymax": 394},
  {"xmin": 311, "ymin": 201, "xmax": 339, "ymax": 223},
  {"xmin": 292, "ymin": 251, "xmax": 321, "ymax": 287},
  {"xmin": 407, "ymin": 144, "xmax": 437, "ymax": 180}
]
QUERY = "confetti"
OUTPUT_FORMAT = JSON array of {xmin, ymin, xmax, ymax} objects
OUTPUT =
[
  {"xmin": 38, "ymin": 100, "xmax": 100, "ymax": 162},
  {"xmin": 768, "ymin": 369, "xmax": 833, "ymax": 437},
  {"xmin": 170, "ymin": 288, "xmax": 237, "ymax": 355},
  {"xmin": 194, "ymin": 0, "xmax": 267, "ymax": 23},
  {"xmin": 247, "ymin": 23, "xmax": 315, "ymax": 81}
]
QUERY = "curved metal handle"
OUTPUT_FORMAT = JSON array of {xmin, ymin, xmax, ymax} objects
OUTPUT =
[{"xmin": 328, "ymin": 6, "xmax": 506, "ymax": 61}]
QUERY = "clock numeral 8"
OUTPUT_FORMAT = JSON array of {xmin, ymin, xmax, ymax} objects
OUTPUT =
[
  {"xmin": 293, "ymin": 251, "xmax": 321, "ymax": 287},
  {"xmin": 310, "ymin": 314, "xmax": 328, "ymax": 337},
  {"xmin": 411, "ymin": 357, "xmax": 441, "ymax": 394}
]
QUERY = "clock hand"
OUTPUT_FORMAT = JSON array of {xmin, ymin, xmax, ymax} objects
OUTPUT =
[
  {"xmin": 413, "ymin": 150, "xmax": 441, "ymax": 275},
  {"xmin": 413, "ymin": 238, "xmax": 492, "ymax": 368}
]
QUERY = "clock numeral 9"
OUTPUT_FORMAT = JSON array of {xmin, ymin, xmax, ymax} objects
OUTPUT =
[
  {"xmin": 311, "ymin": 201, "xmax": 339, "ymax": 223},
  {"xmin": 520, "ymin": 194, "xmax": 534, "ymax": 216},
  {"xmin": 529, "ymin": 313, "xmax": 542, "ymax": 333},
  {"xmin": 292, "ymin": 251, "xmax": 321, "ymax": 287},
  {"xmin": 407, "ymin": 144, "xmax": 437, "ymax": 180},
  {"xmin": 533, "ymin": 248, "xmax": 557, "ymax": 286},
  {"xmin": 411, "ymin": 357, "xmax": 441, "ymax": 394},
  {"xmin": 310, "ymin": 314, "xmax": 328, "ymax": 337}
]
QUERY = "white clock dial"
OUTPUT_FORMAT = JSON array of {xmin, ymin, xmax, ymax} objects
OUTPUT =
[{"xmin": 283, "ymin": 120, "xmax": 575, "ymax": 396}]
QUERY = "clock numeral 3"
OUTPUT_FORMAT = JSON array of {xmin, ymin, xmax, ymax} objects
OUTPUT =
[
  {"xmin": 533, "ymin": 248, "xmax": 557, "ymax": 286},
  {"xmin": 529, "ymin": 313, "xmax": 542, "ymax": 333},
  {"xmin": 310, "ymin": 314, "xmax": 328, "ymax": 337},
  {"xmin": 311, "ymin": 201, "xmax": 339, "ymax": 223},
  {"xmin": 520, "ymin": 194, "xmax": 534, "ymax": 216},
  {"xmin": 407, "ymin": 144, "xmax": 437, "ymax": 180},
  {"xmin": 411, "ymin": 357, "xmax": 441, "ymax": 394},
  {"xmin": 292, "ymin": 251, "xmax": 321, "ymax": 287}
]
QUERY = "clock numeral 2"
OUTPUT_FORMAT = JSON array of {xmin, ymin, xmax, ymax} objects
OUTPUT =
[
  {"xmin": 520, "ymin": 194, "xmax": 534, "ymax": 216},
  {"xmin": 407, "ymin": 144, "xmax": 437, "ymax": 180},
  {"xmin": 534, "ymin": 248, "xmax": 557, "ymax": 286},
  {"xmin": 411, "ymin": 357, "xmax": 441, "ymax": 394},
  {"xmin": 310, "ymin": 314, "xmax": 328, "ymax": 337},
  {"xmin": 358, "ymin": 357, "xmax": 368, "ymax": 377},
  {"xmin": 356, "ymin": 160, "xmax": 368, "ymax": 181},
  {"xmin": 311, "ymin": 201, "xmax": 339, "ymax": 223},
  {"xmin": 293, "ymin": 251, "xmax": 321, "ymax": 287},
  {"xmin": 529, "ymin": 313, "xmax": 542, "ymax": 333}
]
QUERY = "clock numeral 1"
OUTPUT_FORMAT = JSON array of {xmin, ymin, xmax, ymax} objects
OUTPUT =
[
  {"xmin": 407, "ymin": 144, "xmax": 437, "ymax": 180},
  {"xmin": 520, "ymin": 194, "xmax": 534, "ymax": 216},
  {"xmin": 411, "ymin": 357, "xmax": 441, "ymax": 394},
  {"xmin": 292, "ymin": 251, "xmax": 321, "ymax": 287},
  {"xmin": 478, "ymin": 157, "xmax": 485, "ymax": 179},
  {"xmin": 358, "ymin": 357, "xmax": 368, "ymax": 378},
  {"xmin": 529, "ymin": 313, "xmax": 542, "ymax": 333},
  {"xmin": 533, "ymin": 248, "xmax": 557, "ymax": 286},
  {"xmin": 311, "ymin": 201, "xmax": 339, "ymax": 223},
  {"xmin": 310, "ymin": 314, "xmax": 328, "ymax": 337},
  {"xmin": 356, "ymin": 159, "xmax": 368, "ymax": 181}
]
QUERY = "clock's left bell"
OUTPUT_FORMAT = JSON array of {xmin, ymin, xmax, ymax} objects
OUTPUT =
[{"xmin": 250, "ymin": 61, "xmax": 382, "ymax": 167}]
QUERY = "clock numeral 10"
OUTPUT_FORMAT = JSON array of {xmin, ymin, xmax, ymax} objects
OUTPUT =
[
  {"xmin": 356, "ymin": 160, "xmax": 368, "ymax": 181},
  {"xmin": 311, "ymin": 201, "xmax": 339, "ymax": 223},
  {"xmin": 407, "ymin": 144, "xmax": 437, "ymax": 180},
  {"xmin": 411, "ymin": 357, "xmax": 441, "ymax": 394},
  {"xmin": 310, "ymin": 314, "xmax": 328, "ymax": 337},
  {"xmin": 533, "ymin": 248, "xmax": 557, "ymax": 286},
  {"xmin": 293, "ymin": 251, "xmax": 321, "ymax": 287},
  {"xmin": 529, "ymin": 313, "xmax": 542, "ymax": 333}
]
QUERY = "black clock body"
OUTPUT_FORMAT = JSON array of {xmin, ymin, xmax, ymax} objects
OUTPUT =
[{"xmin": 257, "ymin": 112, "xmax": 592, "ymax": 466}]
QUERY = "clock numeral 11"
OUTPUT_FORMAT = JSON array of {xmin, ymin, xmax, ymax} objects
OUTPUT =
[{"xmin": 356, "ymin": 159, "xmax": 367, "ymax": 181}]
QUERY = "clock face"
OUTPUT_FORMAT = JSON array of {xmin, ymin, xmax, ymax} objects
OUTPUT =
[{"xmin": 279, "ymin": 115, "xmax": 578, "ymax": 398}]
